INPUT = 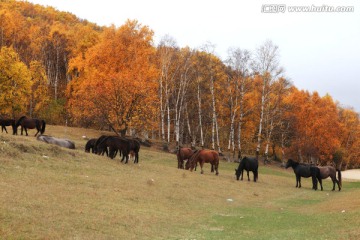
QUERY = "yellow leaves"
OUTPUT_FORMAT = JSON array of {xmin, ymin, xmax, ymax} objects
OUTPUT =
[{"xmin": 0, "ymin": 46, "xmax": 31, "ymax": 116}]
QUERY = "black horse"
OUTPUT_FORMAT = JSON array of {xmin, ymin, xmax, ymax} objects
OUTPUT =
[
  {"xmin": 126, "ymin": 137, "xmax": 140, "ymax": 163},
  {"xmin": 96, "ymin": 136, "xmax": 131, "ymax": 163},
  {"xmin": 15, "ymin": 116, "xmax": 46, "ymax": 136},
  {"xmin": 106, "ymin": 137, "xmax": 141, "ymax": 164},
  {"xmin": 0, "ymin": 118, "xmax": 16, "ymax": 134},
  {"xmin": 285, "ymin": 159, "xmax": 322, "ymax": 190},
  {"xmin": 85, "ymin": 138, "xmax": 97, "ymax": 153},
  {"xmin": 94, "ymin": 135, "xmax": 110, "ymax": 156},
  {"xmin": 235, "ymin": 156, "xmax": 258, "ymax": 182}
]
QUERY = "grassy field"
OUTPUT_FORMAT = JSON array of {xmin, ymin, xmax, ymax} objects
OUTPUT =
[{"xmin": 0, "ymin": 125, "xmax": 360, "ymax": 239}]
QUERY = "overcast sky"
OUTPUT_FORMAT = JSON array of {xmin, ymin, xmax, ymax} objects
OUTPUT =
[{"xmin": 27, "ymin": 0, "xmax": 360, "ymax": 112}]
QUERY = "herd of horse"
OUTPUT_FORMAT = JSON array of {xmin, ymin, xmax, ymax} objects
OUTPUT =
[
  {"xmin": 85, "ymin": 135, "xmax": 141, "ymax": 164},
  {"xmin": 177, "ymin": 147, "xmax": 342, "ymax": 191},
  {"xmin": 0, "ymin": 116, "xmax": 46, "ymax": 136},
  {"xmin": 1, "ymin": 116, "xmax": 342, "ymax": 190}
]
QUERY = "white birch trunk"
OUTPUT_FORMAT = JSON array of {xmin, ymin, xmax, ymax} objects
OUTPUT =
[
  {"xmin": 197, "ymin": 81, "xmax": 204, "ymax": 148},
  {"xmin": 256, "ymin": 82, "xmax": 266, "ymax": 158}
]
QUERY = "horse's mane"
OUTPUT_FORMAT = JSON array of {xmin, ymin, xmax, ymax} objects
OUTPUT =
[{"xmin": 15, "ymin": 116, "xmax": 27, "ymax": 126}]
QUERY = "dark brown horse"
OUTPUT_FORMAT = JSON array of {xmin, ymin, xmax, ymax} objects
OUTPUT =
[
  {"xmin": 177, "ymin": 147, "xmax": 196, "ymax": 169},
  {"xmin": 186, "ymin": 149, "xmax": 219, "ymax": 175},
  {"xmin": 317, "ymin": 166, "xmax": 342, "ymax": 191},
  {"xmin": 15, "ymin": 116, "xmax": 46, "ymax": 136},
  {"xmin": 0, "ymin": 118, "xmax": 16, "ymax": 134}
]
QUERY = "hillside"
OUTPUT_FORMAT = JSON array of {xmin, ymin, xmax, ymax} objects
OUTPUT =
[{"xmin": 0, "ymin": 125, "xmax": 360, "ymax": 239}]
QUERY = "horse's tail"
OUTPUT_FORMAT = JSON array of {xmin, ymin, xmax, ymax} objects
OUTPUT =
[
  {"xmin": 337, "ymin": 169, "xmax": 342, "ymax": 188},
  {"xmin": 41, "ymin": 120, "xmax": 46, "ymax": 134},
  {"xmin": 15, "ymin": 116, "xmax": 26, "ymax": 127}
]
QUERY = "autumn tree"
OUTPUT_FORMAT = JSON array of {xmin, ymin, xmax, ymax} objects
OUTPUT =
[
  {"xmin": 67, "ymin": 20, "xmax": 158, "ymax": 136},
  {"xmin": 28, "ymin": 60, "xmax": 49, "ymax": 117},
  {"xmin": 285, "ymin": 89, "xmax": 341, "ymax": 164},
  {"xmin": 338, "ymin": 107, "xmax": 360, "ymax": 169},
  {"xmin": 0, "ymin": 46, "xmax": 31, "ymax": 117}
]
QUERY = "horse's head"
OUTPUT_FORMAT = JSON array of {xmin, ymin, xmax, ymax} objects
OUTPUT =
[
  {"xmin": 235, "ymin": 168, "xmax": 241, "ymax": 180},
  {"xmin": 284, "ymin": 159, "xmax": 294, "ymax": 169}
]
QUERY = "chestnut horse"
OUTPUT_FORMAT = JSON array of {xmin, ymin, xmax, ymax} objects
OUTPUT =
[
  {"xmin": 177, "ymin": 147, "xmax": 196, "ymax": 169},
  {"xmin": 186, "ymin": 149, "xmax": 219, "ymax": 175}
]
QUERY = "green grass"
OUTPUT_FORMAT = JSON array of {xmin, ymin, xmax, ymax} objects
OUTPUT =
[{"xmin": 0, "ymin": 125, "xmax": 360, "ymax": 239}]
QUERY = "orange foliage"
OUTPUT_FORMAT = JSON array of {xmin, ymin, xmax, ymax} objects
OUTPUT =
[
  {"xmin": 284, "ymin": 89, "xmax": 341, "ymax": 164},
  {"xmin": 67, "ymin": 20, "xmax": 158, "ymax": 134}
]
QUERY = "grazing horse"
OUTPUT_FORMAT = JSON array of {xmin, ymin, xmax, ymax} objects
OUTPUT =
[
  {"xmin": 37, "ymin": 135, "xmax": 75, "ymax": 149},
  {"xmin": 285, "ymin": 159, "xmax": 322, "ymax": 190},
  {"xmin": 94, "ymin": 135, "xmax": 110, "ymax": 156},
  {"xmin": 85, "ymin": 138, "xmax": 97, "ymax": 153},
  {"xmin": 177, "ymin": 147, "xmax": 196, "ymax": 169},
  {"xmin": 15, "ymin": 116, "xmax": 46, "ymax": 136},
  {"xmin": 318, "ymin": 166, "xmax": 342, "ymax": 191},
  {"xmin": 97, "ymin": 136, "xmax": 130, "ymax": 163},
  {"xmin": 186, "ymin": 149, "xmax": 219, "ymax": 175},
  {"xmin": 124, "ymin": 137, "xmax": 140, "ymax": 163},
  {"xmin": 0, "ymin": 118, "xmax": 16, "ymax": 134},
  {"xmin": 235, "ymin": 156, "xmax": 259, "ymax": 182}
]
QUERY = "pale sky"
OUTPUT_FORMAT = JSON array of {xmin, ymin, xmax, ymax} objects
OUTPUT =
[{"xmin": 27, "ymin": 0, "xmax": 360, "ymax": 112}]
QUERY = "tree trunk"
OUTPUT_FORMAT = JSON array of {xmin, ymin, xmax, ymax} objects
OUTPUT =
[{"xmin": 197, "ymin": 80, "xmax": 204, "ymax": 148}]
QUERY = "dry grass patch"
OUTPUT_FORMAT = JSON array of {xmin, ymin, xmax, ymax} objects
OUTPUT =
[{"xmin": 1, "ymin": 125, "xmax": 360, "ymax": 239}]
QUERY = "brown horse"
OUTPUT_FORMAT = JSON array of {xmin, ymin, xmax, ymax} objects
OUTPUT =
[
  {"xmin": 186, "ymin": 149, "xmax": 219, "ymax": 175},
  {"xmin": 15, "ymin": 116, "xmax": 46, "ymax": 136},
  {"xmin": 177, "ymin": 147, "xmax": 196, "ymax": 169},
  {"xmin": 317, "ymin": 166, "xmax": 342, "ymax": 191}
]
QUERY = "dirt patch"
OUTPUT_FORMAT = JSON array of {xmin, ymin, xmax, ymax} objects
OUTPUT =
[{"xmin": 342, "ymin": 169, "xmax": 360, "ymax": 181}]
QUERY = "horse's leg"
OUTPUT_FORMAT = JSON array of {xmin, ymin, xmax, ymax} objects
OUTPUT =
[
  {"xmin": 35, "ymin": 125, "xmax": 42, "ymax": 137},
  {"xmin": 298, "ymin": 176, "xmax": 301, "ymax": 188},
  {"xmin": 215, "ymin": 163, "xmax": 219, "ymax": 175},
  {"xmin": 247, "ymin": 170, "xmax": 250, "ymax": 181},
  {"xmin": 295, "ymin": 175, "xmax": 299, "ymax": 188},
  {"xmin": 240, "ymin": 169, "xmax": 244, "ymax": 180},
  {"xmin": 336, "ymin": 178, "xmax": 341, "ymax": 191},
  {"xmin": 135, "ymin": 151, "xmax": 139, "ymax": 164},
  {"xmin": 318, "ymin": 178, "xmax": 323, "ymax": 191},
  {"xmin": 125, "ymin": 152, "xmax": 129, "ymax": 164},
  {"xmin": 331, "ymin": 177, "xmax": 336, "ymax": 191},
  {"xmin": 253, "ymin": 171, "xmax": 256, "ymax": 182},
  {"xmin": 200, "ymin": 161, "xmax": 204, "ymax": 174}
]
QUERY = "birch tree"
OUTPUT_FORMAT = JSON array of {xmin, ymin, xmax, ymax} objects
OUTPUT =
[
  {"xmin": 225, "ymin": 47, "xmax": 252, "ymax": 160},
  {"xmin": 173, "ymin": 47, "xmax": 193, "ymax": 146},
  {"xmin": 157, "ymin": 35, "xmax": 179, "ymax": 142},
  {"xmin": 252, "ymin": 40, "xmax": 283, "ymax": 160},
  {"xmin": 201, "ymin": 43, "xmax": 222, "ymax": 152}
]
